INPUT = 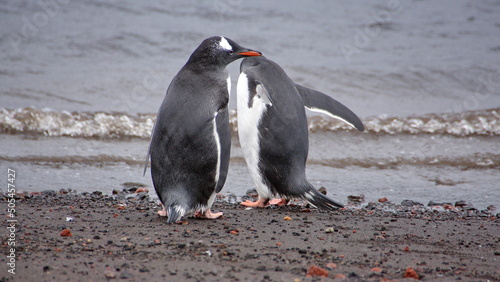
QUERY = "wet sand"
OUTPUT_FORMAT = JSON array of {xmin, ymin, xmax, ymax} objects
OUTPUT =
[{"xmin": 2, "ymin": 190, "xmax": 498, "ymax": 281}]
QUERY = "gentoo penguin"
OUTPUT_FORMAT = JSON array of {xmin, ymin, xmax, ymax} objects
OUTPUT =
[
  {"xmin": 236, "ymin": 56, "xmax": 364, "ymax": 209},
  {"xmin": 146, "ymin": 36, "xmax": 261, "ymax": 223}
]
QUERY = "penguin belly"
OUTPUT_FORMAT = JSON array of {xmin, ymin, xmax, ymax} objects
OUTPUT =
[
  {"xmin": 236, "ymin": 72, "xmax": 272, "ymax": 200},
  {"xmin": 150, "ymin": 114, "xmax": 221, "ymax": 222}
]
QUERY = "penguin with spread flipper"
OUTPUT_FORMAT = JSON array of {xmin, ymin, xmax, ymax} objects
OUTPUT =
[{"xmin": 236, "ymin": 56, "xmax": 363, "ymax": 209}]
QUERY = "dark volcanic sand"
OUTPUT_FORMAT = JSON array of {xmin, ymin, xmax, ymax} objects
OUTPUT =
[{"xmin": 1, "ymin": 190, "xmax": 499, "ymax": 281}]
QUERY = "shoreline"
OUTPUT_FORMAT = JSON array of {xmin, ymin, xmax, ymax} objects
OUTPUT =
[{"xmin": 1, "ymin": 189, "xmax": 499, "ymax": 281}]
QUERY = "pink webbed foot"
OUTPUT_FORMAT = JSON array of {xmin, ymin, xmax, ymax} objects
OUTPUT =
[
  {"xmin": 240, "ymin": 197, "xmax": 269, "ymax": 208},
  {"xmin": 157, "ymin": 204, "xmax": 167, "ymax": 217},
  {"xmin": 194, "ymin": 209, "xmax": 223, "ymax": 219},
  {"xmin": 268, "ymin": 198, "xmax": 289, "ymax": 206}
]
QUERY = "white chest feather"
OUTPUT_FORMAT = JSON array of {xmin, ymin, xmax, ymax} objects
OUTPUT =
[
  {"xmin": 226, "ymin": 75, "xmax": 231, "ymax": 97},
  {"xmin": 236, "ymin": 72, "xmax": 272, "ymax": 198},
  {"xmin": 209, "ymin": 74, "xmax": 230, "ymax": 197},
  {"xmin": 212, "ymin": 111, "xmax": 221, "ymax": 187}
]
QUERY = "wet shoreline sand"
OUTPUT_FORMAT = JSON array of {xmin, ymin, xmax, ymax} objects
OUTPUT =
[{"xmin": 1, "ymin": 190, "xmax": 498, "ymax": 281}]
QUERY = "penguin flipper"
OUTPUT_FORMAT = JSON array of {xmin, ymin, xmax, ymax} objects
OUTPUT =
[
  {"xmin": 295, "ymin": 84, "xmax": 364, "ymax": 131},
  {"xmin": 143, "ymin": 146, "xmax": 150, "ymax": 177},
  {"xmin": 214, "ymin": 108, "xmax": 231, "ymax": 193},
  {"xmin": 143, "ymin": 122, "xmax": 156, "ymax": 176},
  {"xmin": 255, "ymin": 81, "xmax": 274, "ymax": 106}
]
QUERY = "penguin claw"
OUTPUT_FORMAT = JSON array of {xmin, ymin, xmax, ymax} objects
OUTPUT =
[
  {"xmin": 194, "ymin": 209, "xmax": 223, "ymax": 219},
  {"xmin": 240, "ymin": 198, "xmax": 269, "ymax": 208},
  {"xmin": 157, "ymin": 205, "xmax": 167, "ymax": 217},
  {"xmin": 268, "ymin": 198, "xmax": 289, "ymax": 206}
]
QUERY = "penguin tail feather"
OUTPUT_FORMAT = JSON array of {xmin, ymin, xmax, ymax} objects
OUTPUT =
[
  {"xmin": 166, "ymin": 205, "xmax": 184, "ymax": 224},
  {"xmin": 301, "ymin": 187, "xmax": 344, "ymax": 210}
]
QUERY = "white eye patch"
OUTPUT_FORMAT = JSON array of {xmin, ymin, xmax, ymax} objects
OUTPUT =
[{"xmin": 218, "ymin": 36, "xmax": 233, "ymax": 52}]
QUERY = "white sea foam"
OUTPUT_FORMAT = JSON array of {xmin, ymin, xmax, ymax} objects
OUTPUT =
[{"xmin": 0, "ymin": 107, "xmax": 498, "ymax": 138}]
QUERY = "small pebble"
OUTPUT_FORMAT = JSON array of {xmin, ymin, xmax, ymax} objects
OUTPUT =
[
  {"xmin": 404, "ymin": 267, "xmax": 419, "ymax": 279},
  {"xmin": 306, "ymin": 265, "xmax": 328, "ymax": 278},
  {"xmin": 325, "ymin": 263, "xmax": 337, "ymax": 270},
  {"xmin": 104, "ymin": 270, "xmax": 116, "ymax": 279},
  {"xmin": 334, "ymin": 273, "xmax": 346, "ymax": 279},
  {"xmin": 378, "ymin": 197, "xmax": 389, "ymax": 203},
  {"xmin": 60, "ymin": 229, "xmax": 72, "ymax": 237}
]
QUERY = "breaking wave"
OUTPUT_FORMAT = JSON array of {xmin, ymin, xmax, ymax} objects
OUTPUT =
[
  {"xmin": 306, "ymin": 109, "xmax": 500, "ymax": 136},
  {"xmin": 0, "ymin": 107, "xmax": 498, "ymax": 138},
  {"xmin": 0, "ymin": 107, "xmax": 155, "ymax": 139}
]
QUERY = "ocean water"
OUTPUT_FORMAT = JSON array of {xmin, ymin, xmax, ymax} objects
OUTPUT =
[{"xmin": 1, "ymin": 0, "xmax": 499, "ymax": 209}]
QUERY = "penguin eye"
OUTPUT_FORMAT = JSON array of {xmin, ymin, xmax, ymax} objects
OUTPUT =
[{"xmin": 228, "ymin": 51, "xmax": 234, "ymax": 55}]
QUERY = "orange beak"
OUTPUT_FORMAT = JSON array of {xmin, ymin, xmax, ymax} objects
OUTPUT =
[{"xmin": 238, "ymin": 51, "xmax": 262, "ymax": 56}]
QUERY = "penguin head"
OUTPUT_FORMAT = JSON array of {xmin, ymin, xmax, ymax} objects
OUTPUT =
[
  {"xmin": 188, "ymin": 36, "xmax": 261, "ymax": 67},
  {"xmin": 240, "ymin": 55, "xmax": 266, "ymax": 70}
]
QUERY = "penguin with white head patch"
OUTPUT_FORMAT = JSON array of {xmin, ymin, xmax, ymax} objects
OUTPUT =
[
  {"xmin": 236, "ymin": 56, "xmax": 364, "ymax": 209},
  {"xmin": 146, "ymin": 36, "xmax": 261, "ymax": 223}
]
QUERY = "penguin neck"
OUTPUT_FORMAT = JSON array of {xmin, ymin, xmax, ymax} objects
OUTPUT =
[
  {"xmin": 184, "ymin": 60, "xmax": 228, "ymax": 78},
  {"xmin": 185, "ymin": 52, "xmax": 227, "ymax": 72}
]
